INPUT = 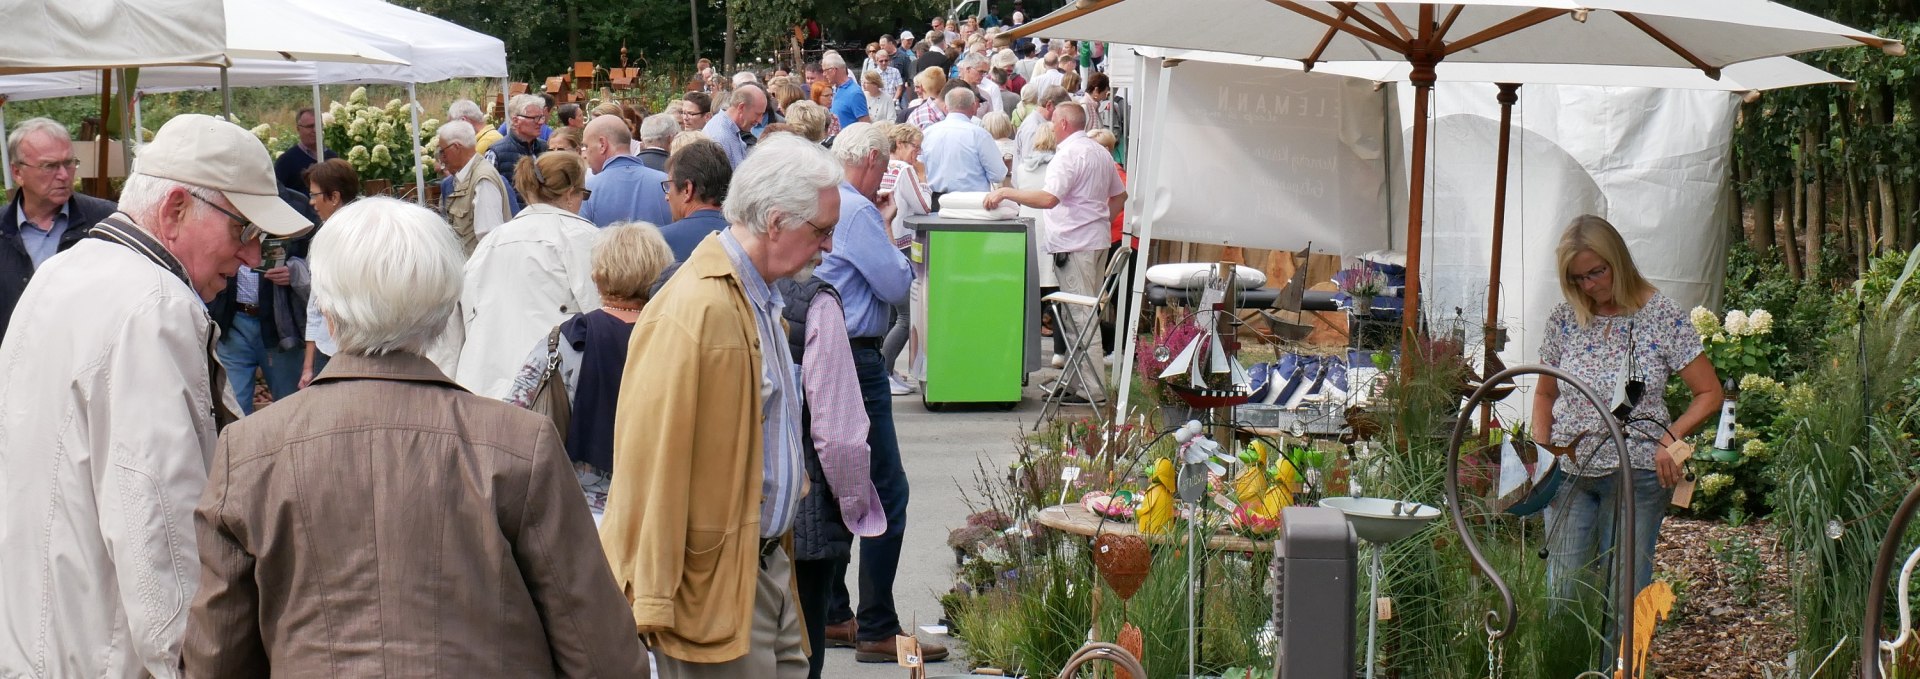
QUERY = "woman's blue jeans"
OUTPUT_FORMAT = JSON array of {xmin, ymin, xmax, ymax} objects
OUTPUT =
[{"xmin": 1546, "ymin": 468, "xmax": 1670, "ymax": 605}]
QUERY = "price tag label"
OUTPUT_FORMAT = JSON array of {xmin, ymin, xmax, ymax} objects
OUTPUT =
[
  {"xmin": 897, "ymin": 634, "xmax": 923, "ymax": 668},
  {"xmin": 1060, "ymin": 466, "xmax": 1083, "ymax": 482}
]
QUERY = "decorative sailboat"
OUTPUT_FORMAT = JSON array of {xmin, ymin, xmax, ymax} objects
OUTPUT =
[{"xmin": 1157, "ymin": 263, "xmax": 1254, "ymax": 409}]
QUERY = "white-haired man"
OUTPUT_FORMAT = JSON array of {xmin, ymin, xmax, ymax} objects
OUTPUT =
[
  {"xmin": 957, "ymin": 54, "xmax": 1003, "ymax": 115},
  {"xmin": 486, "ymin": 94, "xmax": 549, "ymax": 210},
  {"xmin": 921, "ymin": 88, "xmax": 1006, "ymax": 208},
  {"xmin": 985, "ymin": 103, "xmax": 1125, "ymax": 404},
  {"xmin": 0, "ymin": 117, "xmax": 117, "ymax": 345},
  {"xmin": 183, "ymin": 198, "xmax": 648, "ymax": 678},
  {"xmin": 602, "ymin": 134, "xmax": 841, "ymax": 679},
  {"xmin": 582, "ymin": 115, "xmax": 672, "ymax": 228},
  {"xmin": 448, "ymin": 98, "xmax": 503, "ymax": 157},
  {"xmin": 822, "ymin": 50, "xmax": 869, "ymax": 130},
  {"xmin": 0, "ymin": 113, "xmax": 311, "ymax": 679},
  {"xmin": 637, "ymin": 113, "xmax": 679, "ymax": 172},
  {"xmin": 435, "ymin": 120, "xmax": 510, "ymax": 255},
  {"xmin": 808, "ymin": 123, "xmax": 948, "ymax": 665},
  {"xmin": 704, "ymin": 83, "xmax": 767, "ymax": 168},
  {"xmin": 1015, "ymin": 85, "xmax": 1071, "ymax": 170}
]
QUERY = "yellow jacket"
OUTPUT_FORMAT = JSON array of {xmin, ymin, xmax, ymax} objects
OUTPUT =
[
  {"xmin": 601, "ymin": 234, "xmax": 767, "ymax": 664},
  {"xmin": 474, "ymin": 126, "xmax": 505, "ymax": 157}
]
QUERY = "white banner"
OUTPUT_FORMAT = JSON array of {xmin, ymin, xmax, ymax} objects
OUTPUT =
[{"xmin": 1148, "ymin": 60, "xmax": 1391, "ymax": 255}]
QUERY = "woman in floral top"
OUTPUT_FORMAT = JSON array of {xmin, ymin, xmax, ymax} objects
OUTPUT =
[{"xmin": 1531, "ymin": 215, "xmax": 1723, "ymax": 612}]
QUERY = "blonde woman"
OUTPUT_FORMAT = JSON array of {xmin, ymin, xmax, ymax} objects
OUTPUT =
[
  {"xmin": 979, "ymin": 110, "xmax": 1015, "ymax": 182},
  {"xmin": 880, "ymin": 123, "xmax": 931, "ymax": 395},
  {"xmin": 455, "ymin": 151, "xmax": 602, "ymax": 399},
  {"xmin": 785, "ymin": 100, "xmax": 832, "ymax": 143},
  {"xmin": 506, "ymin": 222, "xmax": 675, "ymax": 517},
  {"xmin": 1531, "ymin": 215, "xmax": 1721, "ymax": 611},
  {"xmin": 862, "ymin": 69, "xmax": 897, "ymax": 124}
]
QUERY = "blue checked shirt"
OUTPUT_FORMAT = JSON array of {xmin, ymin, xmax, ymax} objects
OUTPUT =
[{"xmin": 718, "ymin": 229, "xmax": 804, "ymax": 537}]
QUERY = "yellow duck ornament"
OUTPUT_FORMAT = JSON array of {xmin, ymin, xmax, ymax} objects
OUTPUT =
[
  {"xmin": 1232, "ymin": 441, "xmax": 1301, "ymax": 520},
  {"xmin": 1137, "ymin": 458, "xmax": 1178, "ymax": 534}
]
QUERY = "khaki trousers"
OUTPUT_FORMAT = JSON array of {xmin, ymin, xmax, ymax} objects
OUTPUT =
[
  {"xmin": 655, "ymin": 548, "xmax": 810, "ymax": 679},
  {"xmin": 1054, "ymin": 249, "xmax": 1109, "ymax": 402}
]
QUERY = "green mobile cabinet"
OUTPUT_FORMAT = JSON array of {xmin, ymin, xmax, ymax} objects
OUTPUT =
[{"xmin": 907, "ymin": 215, "xmax": 1039, "ymax": 410}]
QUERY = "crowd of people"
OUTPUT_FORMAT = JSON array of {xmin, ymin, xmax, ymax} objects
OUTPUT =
[{"xmin": 0, "ymin": 10, "xmax": 1132, "ymax": 679}]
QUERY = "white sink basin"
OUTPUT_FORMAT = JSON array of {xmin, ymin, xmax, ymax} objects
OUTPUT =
[{"xmin": 1319, "ymin": 496, "xmax": 1441, "ymax": 544}]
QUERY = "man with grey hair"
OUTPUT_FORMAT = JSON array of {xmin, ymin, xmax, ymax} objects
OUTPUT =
[
  {"xmin": 920, "ymin": 87, "xmax": 1006, "ymax": 208},
  {"xmin": 636, "ymin": 112, "xmax": 679, "ymax": 172},
  {"xmin": 448, "ymin": 98, "xmax": 503, "ymax": 156},
  {"xmin": 581, "ymin": 115, "xmax": 671, "ymax": 228},
  {"xmin": 985, "ymin": 102, "xmax": 1125, "ymax": 404},
  {"xmin": 0, "ymin": 117, "xmax": 116, "ymax": 344},
  {"xmin": 810, "ymin": 123, "xmax": 946, "ymax": 664},
  {"xmin": 957, "ymin": 53, "xmax": 1003, "ymax": 115},
  {"xmin": 1015, "ymin": 85, "xmax": 1071, "ymax": 170},
  {"xmin": 823, "ymin": 50, "xmax": 868, "ymax": 129},
  {"xmin": 1029, "ymin": 50, "xmax": 1065, "ymax": 94},
  {"xmin": 603, "ymin": 134, "xmax": 841, "ymax": 679},
  {"xmin": 485, "ymin": 93, "xmax": 549, "ymax": 210},
  {"xmin": 435, "ymin": 119, "xmax": 509, "ymax": 254},
  {"xmin": 0, "ymin": 113, "xmax": 312, "ymax": 679},
  {"xmin": 704, "ymin": 82, "xmax": 766, "ymax": 168}
]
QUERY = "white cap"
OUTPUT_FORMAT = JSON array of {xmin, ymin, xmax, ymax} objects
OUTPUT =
[
  {"xmin": 135, "ymin": 114, "xmax": 313, "ymax": 237},
  {"xmin": 1013, "ymin": 11, "xmax": 1025, "ymax": 23},
  {"xmin": 901, "ymin": 30, "xmax": 914, "ymax": 40}
]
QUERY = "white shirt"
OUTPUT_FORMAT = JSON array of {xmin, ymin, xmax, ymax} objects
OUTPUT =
[
  {"xmin": 1029, "ymin": 69, "xmax": 1065, "ymax": 98},
  {"xmin": 977, "ymin": 77, "xmax": 1005, "ymax": 115},
  {"xmin": 454, "ymin": 203, "xmax": 602, "ymax": 399},
  {"xmin": 0, "ymin": 236, "xmax": 230, "ymax": 679}
]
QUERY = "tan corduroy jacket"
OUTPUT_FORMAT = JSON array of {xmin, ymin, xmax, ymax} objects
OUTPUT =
[
  {"xmin": 183, "ymin": 352, "xmax": 648, "ymax": 678},
  {"xmin": 601, "ymin": 234, "xmax": 768, "ymax": 664}
]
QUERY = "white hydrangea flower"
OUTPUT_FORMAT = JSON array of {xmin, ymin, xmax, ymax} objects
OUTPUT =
[
  {"xmin": 1690, "ymin": 306, "xmax": 1721, "ymax": 336},
  {"xmin": 1739, "ymin": 373, "xmax": 1782, "ymax": 395},
  {"xmin": 1698, "ymin": 473, "xmax": 1733, "ymax": 497},
  {"xmin": 1742, "ymin": 439, "xmax": 1769, "ymax": 459},
  {"xmin": 1747, "ymin": 309, "xmax": 1774, "ymax": 335},
  {"xmin": 1724, "ymin": 310, "xmax": 1750, "ymax": 336}
]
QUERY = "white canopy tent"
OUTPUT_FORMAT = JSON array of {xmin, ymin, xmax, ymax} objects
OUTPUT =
[{"xmin": 0, "ymin": 0, "xmax": 226, "ymax": 75}]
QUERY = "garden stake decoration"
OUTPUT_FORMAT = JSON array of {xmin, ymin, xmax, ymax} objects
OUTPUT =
[
  {"xmin": 1446, "ymin": 364, "xmax": 1636, "ymax": 677},
  {"xmin": 1860, "ymin": 477, "xmax": 1920, "ymax": 678}
]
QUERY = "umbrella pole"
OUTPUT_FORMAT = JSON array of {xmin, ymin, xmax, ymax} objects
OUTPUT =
[
  {"xmin": 1, "ymin": 100, "xmax": 11, "ymax": 191},
  {"xmin": 95, "ymin": 69, "xmax": 112, "ymax": 198},
  {"xmin": 1402, "ymin": 61, "xmax": 1435, "ymax": 356},
  {"xmin": 1481, "ymin": 82, "xmax": 1520, "ymax": 433},
  {"xmin": 409, "ymin": 82, "xmax": 427, "ymax": 207},
  {"xmin": 313, "ymin": 85, "xmax": 326, "ymax": 160}
]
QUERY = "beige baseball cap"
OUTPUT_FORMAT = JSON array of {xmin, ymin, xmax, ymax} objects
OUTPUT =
[{"xmin": 135, "ymin": 114, "xmax": 314, "ymax": 237}]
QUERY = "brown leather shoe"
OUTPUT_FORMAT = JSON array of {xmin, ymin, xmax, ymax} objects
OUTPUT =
[
  {"xmin": 824, "ymin": 619, "xmax": 857, "ymax": 649},
  {"xmin": 854, "ymin": 635, "xmax": 949, "ymax": 663}
]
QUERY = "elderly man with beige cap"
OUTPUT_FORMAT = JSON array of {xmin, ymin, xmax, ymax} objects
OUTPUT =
[{"xmin": 0, "ymin": 113, "xmax": 312, "ymax": 679}]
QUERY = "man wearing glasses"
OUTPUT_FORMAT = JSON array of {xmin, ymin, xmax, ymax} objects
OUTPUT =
[
  {"xmin": 0, "ymin": 118, "xmax": 116, "ymax": 345},
  {"xmin": 271, "ymin": 108, "xmax": 339, "ymax": 194},
  {"xmin": 677, "ymin": 92, "xmax": 715, "ymax": 135},
  {"xmin": 0, "ymin": 113, "xmax": 312, "ymax": 679},
  {"xmin": 485, "ymin": 94, "xmax": 550, "ymax": 212}
]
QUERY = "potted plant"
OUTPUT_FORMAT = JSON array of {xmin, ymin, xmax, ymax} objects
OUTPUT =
[{"xmin": 1337, "ymin": 264, "xmax": 1386, "ymax": 315}]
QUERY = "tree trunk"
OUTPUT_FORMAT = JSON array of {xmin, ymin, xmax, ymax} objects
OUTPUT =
[
  {"xmin": 1730, "ymin": 159, "xmax": 1747, "ymax": 245},
  {"xmin": 1848, "ymin": 170, "xmax": 1867, "ymax": 275},
  {"xmin": 1881, "ymin": 174, "xmax": 1900, "ymax": 252},
  {"xmin": 1905, "ymin": 182, "xmax": 1919, "ymax": 250},
  {"xmin": 1803, "ymin": 125, "xmax": 1823, "ymax": 281},
  {"xmin": 1786, "ymin": 161, "xmax": 1804, "ymax": 280},
  {"xmin": 566, "ymin": 0, "xmax": 579, "ymax": 68},
  {"xmin": 723, "ymin": 1, "xmax": 737, "ymax": 74},
  {"xmin": 690, "ymin": 0, "xmax": 702, "ymax": 61},
  {"xmin": 1753, "ymin": 185, "xmax": 1776, "ymax": 252}
]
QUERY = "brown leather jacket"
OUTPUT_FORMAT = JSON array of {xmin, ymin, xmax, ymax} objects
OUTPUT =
[{"xmin": 183, "ymin": 352, "xmax": 647, "ymax": 678}]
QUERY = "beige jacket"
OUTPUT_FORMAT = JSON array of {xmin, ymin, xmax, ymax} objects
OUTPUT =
[
  {"xmin": 0, "ymin": 222, "xmax": 234, "ymax": 679},
  {"xmin": 183, "ymin": 352, "xmax": 647, "ymax": 678}
]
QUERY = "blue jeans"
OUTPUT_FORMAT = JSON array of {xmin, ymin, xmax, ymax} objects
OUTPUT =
[
  {"xmin": 215, "ymin": 312, "xmax": 303, "ymax": 415},
  {"xmin": 827, "ymin": 346, "xmax": 911, "ymax": 641},
  {"xmin": 1546, "ymin": 468, "xmax": 1670, "ymax": 660}
]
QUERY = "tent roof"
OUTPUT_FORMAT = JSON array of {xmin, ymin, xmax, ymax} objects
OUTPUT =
[
  {"xmin": 0, "ymin": 0, "xmax": 226, "ymax": 75},
  {"xmin": 226, "ymin": 0, "xmax": 406, "ymax": 66}
]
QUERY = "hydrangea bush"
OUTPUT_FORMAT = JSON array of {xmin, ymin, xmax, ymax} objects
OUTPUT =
[
  {"xmin": 1674, "ymin": 307, "xmax": 1784, "ymax": 519},
  {"xmin": 320, "ymin": 87, "xmax": 439, "ymax": 186}
]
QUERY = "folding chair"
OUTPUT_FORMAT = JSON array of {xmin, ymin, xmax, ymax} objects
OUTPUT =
[{"xmin": 1035, "ymin": 246, "xmax": 1133, "ymax": 429}]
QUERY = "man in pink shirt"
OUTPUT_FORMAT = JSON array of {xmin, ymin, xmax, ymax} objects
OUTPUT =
[{"xmin": 984, "ymin": 103, "xmax": 1125, "ymax": 404}]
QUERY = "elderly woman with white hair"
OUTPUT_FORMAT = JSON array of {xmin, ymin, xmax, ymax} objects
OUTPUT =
[
  {"xmin": 505, "ymin": 222, "xmax": 676, "ymax": 518},
  {"xmin": 183, "ymin": 197, "xmax": 648, "ymax": 677}
]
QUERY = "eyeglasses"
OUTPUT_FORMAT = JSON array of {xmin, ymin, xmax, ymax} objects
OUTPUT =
[
  {"xmin": 803, "ymin": 217, "xmax": 834, "ymax": 242},
  {"xmin": 660, "ymin": 179, "xmax": 683, "ymax": 194},
  {"xmin": 515, "ymin": 113, "xmax": 545, "ymax": 122},
  {"xmin": 1568, "ymin": 263, "xmax": 1611, "ymax": 286},
  {"xmin": 12, "ymin": 158, "xmax": 81, "ymax": 173},
  {"xmin": 188, "ymin": 191, "xmax": 262, "ymax": 243}
]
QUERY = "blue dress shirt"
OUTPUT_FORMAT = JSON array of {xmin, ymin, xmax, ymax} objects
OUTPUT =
[
  {"xmin": 658, "ymin": 208, "xmax": 731, "ymax": 262},
  {"xmin": 815, "ymin": 182, "xmax": 912, "ymax": 338},
  {"xmin": 716, "ymin": 229, "xmax": 804, "ymax": 538},
  {"xmin": 581, "ymin": 155, "xmax": 673, "ymax": 228},
  {"xmin": 704, "ymin": 114, "xmax": 750, "ymax": 167},
  {"xmin": 921, "ymin": 112, "xmax": 1008, "ymax": 193},
  {"xmin": 15, "ymin": 202, "xmax": 68, "ymax": 268}
]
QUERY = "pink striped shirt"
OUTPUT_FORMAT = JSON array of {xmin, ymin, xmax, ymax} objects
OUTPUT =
[{"xmin": 1043, "ymin": 131, "xmax": 1126, "ymax": 254}]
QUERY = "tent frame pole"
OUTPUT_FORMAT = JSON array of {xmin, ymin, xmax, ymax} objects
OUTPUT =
[
  {"xmin": 1111, "ymin": 53, "xmax": 1172, "ymax": 423},
  {"xmin": 313, "ymin": 84, "xmax": 326, "ymax": 159},
  {"xmin": 95, "ymin": 69, "xmax": 112, "ymax": 198},
  {"xmin": 220, "ymin": 66, "xmax": 232, "ymax": 120},
  {"xmin": 409, "ymin": 81, "xmax": 426, "ymax": 206},
  {"xmin": 1, "ymin": 99, "xmax": 10, "ymax": 191}
]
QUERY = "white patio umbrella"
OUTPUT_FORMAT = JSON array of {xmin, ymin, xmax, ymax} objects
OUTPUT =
[{"xmin": 1012, "ymin": 0, "xmax": 1898, "ymax": 340}]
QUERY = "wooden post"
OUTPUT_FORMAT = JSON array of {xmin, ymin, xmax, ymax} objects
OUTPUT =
[{"xmin": 1481, "ymin": 83, "xmax": 1520, "ymax": 433}]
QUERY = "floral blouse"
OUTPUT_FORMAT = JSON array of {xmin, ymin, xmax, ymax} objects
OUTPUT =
[{"xmin": 1538, "ymin": 292, "xmax": 1702, "ymax": 476}]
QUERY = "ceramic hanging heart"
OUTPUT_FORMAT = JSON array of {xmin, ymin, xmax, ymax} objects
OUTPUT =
[
  {"xmin": 1116, "ymin": 623, "xmax": 1146, "ymax": 679},
  {"xmin": 1092, "ymin": 533, "xmax": 1151, "ymax": 600}
]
